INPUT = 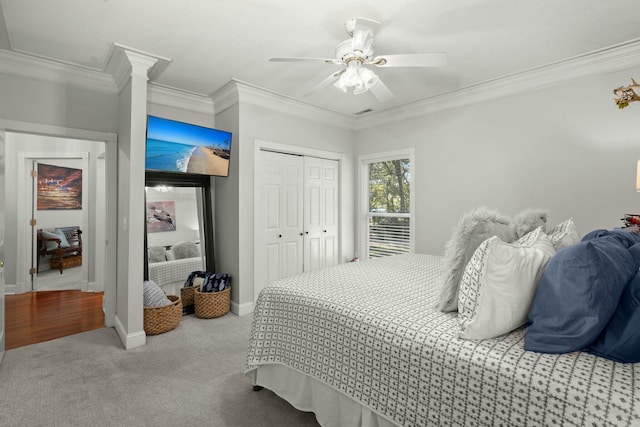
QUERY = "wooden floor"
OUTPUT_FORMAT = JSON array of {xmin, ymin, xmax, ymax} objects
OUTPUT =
[{"xmin": 5, "ymin": 290, "xmax": 105, "ymax": 350}]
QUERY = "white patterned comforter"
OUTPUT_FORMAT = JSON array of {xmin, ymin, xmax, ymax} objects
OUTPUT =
[{"xmin": 245, "ymin": 254, "xmax": 639, "ymax": 427}]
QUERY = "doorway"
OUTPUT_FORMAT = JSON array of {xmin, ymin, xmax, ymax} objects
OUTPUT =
[
  {"xmin": 3, "ymin": 128, "xmax": 115, "ymax": 348},
  {"xmin": 30, "ymin": 157, "xmax": 90, "ymax": 292}
]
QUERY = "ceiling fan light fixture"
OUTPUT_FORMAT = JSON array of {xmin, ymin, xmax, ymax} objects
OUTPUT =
[{"xmin": 333, "ymin": 60, "xmax": 378, "ymax": 95}]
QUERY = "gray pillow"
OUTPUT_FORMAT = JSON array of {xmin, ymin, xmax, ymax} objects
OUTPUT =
[
  {"xmin": 509, "ymin": 208, "xmax": 548, "ymax": 239},
  {"xmin": 547, "ymin": 218, "xmax": 580, "ymax": 250},
  {"xmin": 147, "ymin": 246, "xmax": 166, "ymax": 263},
  {"xmin": 171, "ymin": 241, "xmax": 199, "ymax": 260},
  {"xmin": 143, "ymin": 280, "xmax": 172, "ymax": 307},
  {"xmin": 437, "ymin": 207, "xmax": 515, "ymax": 312}
]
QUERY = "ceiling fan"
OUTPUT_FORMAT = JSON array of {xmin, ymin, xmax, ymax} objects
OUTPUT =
[{"xmin": 269, "ymin": 17, "xmax": 447, "ymax": 102}]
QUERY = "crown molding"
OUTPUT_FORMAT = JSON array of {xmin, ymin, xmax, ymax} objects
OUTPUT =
[
  {"xmin": 0, "ymin": 48, "xmax": 117, "ymax": 93},
  {"xmin": 147, "ymin": 83, "xmax": 214, "ymax": 115},
  {"xmin": 2, "ymin": 37, "xmax": 639, "ymax": 131},
  {"xmin": 211, "ymin": 79, "xmax": 355, "ymax": 129},
  {"xmin": 105, "ymin": 43, "xmax": 171, "ymax": 93},
  {"xmin": 209, "ymin": 80, "xmax": 240, "ymax": 115},
  {"xmin": 354, "ymin": 38, "xmax": 640, "ymax": 130}
]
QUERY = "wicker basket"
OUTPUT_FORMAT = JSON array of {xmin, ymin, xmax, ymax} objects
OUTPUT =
[
  {"xmin": 180, "ymin": 284, "xmax": 198, "ymax": 307},
  {"xmin": 143, "ymin": 295, "xmax": 182, "ymax": 335},
  {"xmin": 194, "ymin": 287, "xmax": 230, "ymax": 319}
]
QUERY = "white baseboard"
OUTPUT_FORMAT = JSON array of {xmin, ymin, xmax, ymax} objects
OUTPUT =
[
  {"xmin": 4, "ymin": 283, "xmax": 18, "ymax": 295},
  {"xmin": 114, "ymin": 315, "xmax": 146, "ymax": 349},
  {"xmin": 231, "ymin": 300, "xmax": 254, "ymax": 316}
]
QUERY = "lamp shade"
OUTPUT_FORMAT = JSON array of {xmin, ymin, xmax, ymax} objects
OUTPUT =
[{"xmin": 637, "ymin": 160, "xmax": 640, "ymax": 192}]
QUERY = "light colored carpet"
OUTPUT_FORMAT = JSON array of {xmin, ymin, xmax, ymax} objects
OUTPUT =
[{"xmin": 0, "ymin": 313, "xmax": 321, "ymax": 427}]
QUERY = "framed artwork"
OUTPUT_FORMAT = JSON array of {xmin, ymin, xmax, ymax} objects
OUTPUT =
[
  {"xmin": 146, "ymin": 200, "xmax": 176, "ymax": 233},
  {"xmin": 37, "ymin": 163, "xmax": 83, "ymax": 210}
]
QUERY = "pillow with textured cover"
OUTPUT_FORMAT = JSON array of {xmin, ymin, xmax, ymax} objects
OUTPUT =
[
  {"xmin": 147, "ymin": 246, "xmax": 166, "ymax": 263},
  {"xmin": 525, "ymin": 230, "xmax": 640, "ymax": 354},
  {"xmin": 458, "ymin": 227, "xmax": 555, "ymax": 340},
  {"xmin": 588, "ymin": 268, "xmax": 640, "ymax": 363},
  {"xmin": 546, "ymin": 218, "xmax": 580, "ymax": 250},
  {"xmin": 509, "ymin": 208, "xmax": 548, "ymax": 239},
  {"xmin": 437, "ymin": 207, "xmax": 515, "ymax": 312},
  {"xmin": 171, "ymin": 241, "xmax": 200, "ymax": 260},
  {"xmin": 143, "ymin": 280, "xmax": 172, "ymax": 307}
]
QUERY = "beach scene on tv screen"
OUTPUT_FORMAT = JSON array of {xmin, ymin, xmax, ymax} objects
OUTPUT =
[{"xmin": 145, "ymin": 116, "xmax": 231, "ymax": 176}]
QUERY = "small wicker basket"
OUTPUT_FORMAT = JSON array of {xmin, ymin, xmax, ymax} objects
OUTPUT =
[
  {"xmin": 180, "ymin": 284, "xmax": 198, "ymax": 307},
  {"xmin": 143, "ymin": 295, "xmax": 182, "ymax": 335},
  {"xmin": 194, "ymin": 287, "xmax": 230, "ymax": 319}
]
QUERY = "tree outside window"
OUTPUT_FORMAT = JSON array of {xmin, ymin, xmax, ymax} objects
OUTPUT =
[{"xmin": 366, "ymin": 158, "xmax": 412, "ymax": 258}]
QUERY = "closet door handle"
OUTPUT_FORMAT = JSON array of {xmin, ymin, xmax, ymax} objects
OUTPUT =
[
  {"xmin": 323, "ymin": 230, "xmax": 327, "ymax": 233},
  {"xmin": 278, "ymin": 234, "xmax": 282, "ymax": 238},
  {"xmin": 305, "ymin": 231, "xmax": 309, "ymax": 234},
  {"xmin": 299, "ymin": 233, "xmax": 303, "ymax": 236}
]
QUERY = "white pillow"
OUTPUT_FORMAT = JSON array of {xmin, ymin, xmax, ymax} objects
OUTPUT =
[
  {"xmin": 547, "ymin": 218, "xmax": 580, "ymax": 250},
  {"xmin": 457, "ymin": 227, "xmax": 556, "ymax": 340},
  {"xmin": 41, "ymin": 229, "xmax": 71, "ymax": 250},
  {"xmin": 437, "ymin": 207, "xmax": 515, "ymax": 312}
]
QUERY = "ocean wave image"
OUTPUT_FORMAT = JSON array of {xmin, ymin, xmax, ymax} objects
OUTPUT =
[{"xmin": 145, "ymin": 139, "xmax": 197, "ymax": 173}]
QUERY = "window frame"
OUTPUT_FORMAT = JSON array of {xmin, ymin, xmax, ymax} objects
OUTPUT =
[{"xmin": 357, "ymin": 148, "xmax": 415, "ymax": 260}]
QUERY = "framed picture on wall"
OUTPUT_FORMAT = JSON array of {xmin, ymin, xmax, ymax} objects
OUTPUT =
[
  {"xmin": 37, "ymin": 163, "xmax": 83, "ymax": 210},
  {"xmin": 146, "ymin": 200, "xmax": 177, "ymax": 233}
]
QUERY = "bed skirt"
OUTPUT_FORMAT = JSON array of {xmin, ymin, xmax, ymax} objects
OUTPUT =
[{"xmin": 248, "ymin": 364, "xmax": 400, "ymax": 427}]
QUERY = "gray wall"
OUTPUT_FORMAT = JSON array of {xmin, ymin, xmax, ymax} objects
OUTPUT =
[
  {"xmin": 215, "ymin": 98, "xmax": 355, "ymax": 312},
  {"xmin": 355, "ymin": 67, "xmax": 640, "ymax": 255},
  {"xmin": 0, "ymin": 73, "xmax": 118, "ymax": 131}
]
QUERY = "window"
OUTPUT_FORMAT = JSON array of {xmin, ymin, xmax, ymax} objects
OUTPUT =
[{"xmin": 359, "ymin": 149, "xmax": 414, "ymax": 259}]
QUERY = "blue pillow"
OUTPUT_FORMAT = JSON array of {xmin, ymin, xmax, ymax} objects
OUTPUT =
[
  {"xmin": 587, "ymin": 269, "xmax": 640, "ymax": 363},
  {"xmin": 524, "ymin": 237, "xmax": 637, "ymax": 354}
]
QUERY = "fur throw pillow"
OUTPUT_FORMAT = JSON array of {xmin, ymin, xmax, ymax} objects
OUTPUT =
[
  {"xmin": 510, "ymin": 208, "xmax": 548, "ymax": 239},
  {"xmin": 172, "ymin": 241, "xmax": 200, "ymax": 260},
  {"xmin": 147, "ymin": 246, "xmax": 166, "ymax": 263},
  {"xmin": 437, "ymin": 207, "xmax": 515, "ymax": 312}
]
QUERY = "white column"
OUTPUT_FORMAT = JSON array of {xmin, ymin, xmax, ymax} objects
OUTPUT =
[{"xmin": 113, "ymin": 48, "xmax": 158, "ymax": 349}]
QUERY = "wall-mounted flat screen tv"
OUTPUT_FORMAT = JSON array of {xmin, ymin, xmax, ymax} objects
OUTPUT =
[{"xmin": 145, "ymin": 115, "xmax": 232, "ymax": 177}]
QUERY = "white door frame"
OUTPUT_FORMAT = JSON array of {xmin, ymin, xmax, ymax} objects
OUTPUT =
[
  {"xmin": 19, "ymin": 153, "xmax": 90, "ymax": 292},
  {"xmin": 253, "ymin": 139, "xmax": 344, "ymax": 302},
  {"xmin": 0, "ymin": 120, "xmax": 118, "ymax": 329},
  {"xmin": 0, "ymin": 129, "xmax": 6, "ymax": 361}
]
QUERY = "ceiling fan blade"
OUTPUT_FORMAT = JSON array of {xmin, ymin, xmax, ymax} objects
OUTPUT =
[
  {"xmin": 269, "ymin": 57, "xmax": 341, "ymax": 64},
  {"xmin": 369, "ymin": 76, "xmax": 394, "ymax": 103},
  {"xmin": 304, "ymin": 70, "xmax": 345, "ymax": 97},
  {"xmin": 373, "ymin": 52, "xmax": 447, "ymax": 68}
]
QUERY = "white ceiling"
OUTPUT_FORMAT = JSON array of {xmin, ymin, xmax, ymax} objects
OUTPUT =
[{"xmin": 1, "ymin": 0, "xmax": 639, "ymax": 116}]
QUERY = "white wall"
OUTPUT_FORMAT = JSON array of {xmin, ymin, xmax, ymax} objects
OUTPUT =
[{"xmin": 355, "ymin": 67, "xmax": 640, "ymax": 256}]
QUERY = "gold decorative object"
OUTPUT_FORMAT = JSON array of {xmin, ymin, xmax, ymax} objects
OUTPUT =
[{"xmin": 613, "ymin": 78, "xmax": 640, "ymax": 109}]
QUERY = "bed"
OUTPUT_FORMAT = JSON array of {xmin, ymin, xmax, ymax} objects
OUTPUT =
[{"xmin": 245, "ymin": 253, "xmax": 640, "ymax": 427}]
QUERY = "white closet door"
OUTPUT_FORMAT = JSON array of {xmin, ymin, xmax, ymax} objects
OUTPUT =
[
  {"xmin": 304, "ymin": 157, "xmax": 339, "ymax": 272},
  {"xmin": 260, "ymin": 151, "xmax": 303, "ymax": 296},
  {"xmin": 304, "ymin": 157, "xmax": 323, "ymax": 272},
  {"xmin": 321, "ymin": 159, "xmax": 339, "ymax": 268}
]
